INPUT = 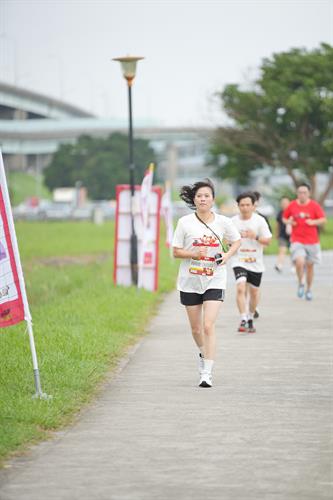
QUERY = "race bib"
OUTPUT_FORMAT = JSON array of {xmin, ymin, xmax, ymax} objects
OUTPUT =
[
  {"xmin": 239, "ymin": 248, "xmax": 257, "ymax": 263},
  {"xmin": 189, "ymin": 256, "xmax": 215, "ymax": 276}
]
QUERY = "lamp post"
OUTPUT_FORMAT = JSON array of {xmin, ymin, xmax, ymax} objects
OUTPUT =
[{"xmin": 113, "ymin": 55, "xmax": 144, "ymax": 286}]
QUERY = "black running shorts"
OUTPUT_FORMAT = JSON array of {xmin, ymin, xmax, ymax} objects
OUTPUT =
[
  {"xmin": 180, "ymin": 288, "xmax": 225, "ymax": 306},
  {"xmin": 233, "ymin": 266, "xmax": 262, "ymax": 288}
]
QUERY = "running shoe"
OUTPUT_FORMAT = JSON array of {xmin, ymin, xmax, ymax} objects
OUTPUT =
[
  {"xmin": 305, "ymin": 290, "xmax": 313, "ymax": 301},
  {"xmin": 297, "ymin": 284, "xmax": 305, "ymax": 298},
  {"xmin": 247, "ymin": 319, "xmax": 256, "ymax": 333},
  {"xmin": 198, "ymin": 353, "xmax": 205, "ymax": 374},
  {"xmin": 199, "ymin": 372, "xmax": 212, "ymax": 388},
  {"xmin": 254, "ymin": 309, "xmax": 259, "ymax": 319},
  {"xmin": 238, "ymin": 320, "xmax": 248, "ymax": 332}
]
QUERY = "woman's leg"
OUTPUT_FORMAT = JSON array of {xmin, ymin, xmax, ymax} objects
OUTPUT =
[
  {"xmin": 185, "ymin": 304, "xmax": 204, "ymax": 353},
  {"xmin": 202, "ymin": 300, "xmax": 222, "ymax": 360}
]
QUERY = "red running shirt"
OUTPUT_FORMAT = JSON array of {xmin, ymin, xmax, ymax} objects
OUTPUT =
[{"xmin": 283, "ymin": 199, "xmax": 325, "ymax": 244}]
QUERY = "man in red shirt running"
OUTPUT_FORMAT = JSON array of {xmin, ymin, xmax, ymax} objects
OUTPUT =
[{"xmin": 283, "ymin": 183, "xmax": 326, "ymax": 300}]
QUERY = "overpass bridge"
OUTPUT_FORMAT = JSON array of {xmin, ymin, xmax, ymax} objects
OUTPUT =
[{"xmin": 0, "ymin": 81, "xmax": 214, "ymax": 188}]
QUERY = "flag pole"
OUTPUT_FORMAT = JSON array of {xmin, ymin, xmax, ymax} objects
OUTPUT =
[{"xmin": 26, "ymin": 320, "xmax": 50, "ymax": 399}]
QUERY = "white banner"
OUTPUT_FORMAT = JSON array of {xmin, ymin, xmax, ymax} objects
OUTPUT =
[
  {"xmin": 114, "ymin": 184, "xmax": 161, "ymax": 291},
  {"xmin": 161, "ymin": 181, "xmax": 174, "ymax": 248},
  {"xmin": 138, "ymin": 163, "xmax": 154, "ymax": 288}
]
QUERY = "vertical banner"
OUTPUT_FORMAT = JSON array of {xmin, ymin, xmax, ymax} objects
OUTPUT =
[
  {"xmin": 138, "ymin": 163, "xmax": 154, "ymax": 288},
  {"xmin": 0, "ymin": 151, "xmax": 31, "ymax": 328},
  {"xmin": 114, "ymin": 184, "xmax": 162, "ymax": 291},
  {"xmin": 161, "ymin": 181, "xmax": 174, "ymax": 249},
  {"xmin": 0, "ymin": 151, "xmax": 48, "ymax": 398}
]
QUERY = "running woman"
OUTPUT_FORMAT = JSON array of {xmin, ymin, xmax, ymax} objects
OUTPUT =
[
  {"xmin": 172, "ymin": 179, "xmax": 241, "ymax": 388},
  {"xmin": 282, "ymin": 183, "xmax": 326, "ymax": 300},
  {"xmin": 230, "ymin": 192, "xmax": 272, "ymax": 333}
]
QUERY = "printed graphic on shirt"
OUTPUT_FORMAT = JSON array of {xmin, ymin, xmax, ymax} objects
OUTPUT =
[
  {"xmin": 192, "ymin": 235, "xmax": 219, "ymax": 247},
  {"xmin": 294, "ymin": 211, "xmax": 311, "ymax": 220}
]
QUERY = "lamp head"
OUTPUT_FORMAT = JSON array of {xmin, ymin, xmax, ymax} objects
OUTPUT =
[{"xmin": 113, "ymin": 55, "xmax": 144, "ymax": 86}]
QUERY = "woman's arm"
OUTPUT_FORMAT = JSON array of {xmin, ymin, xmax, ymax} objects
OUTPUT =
[
  {"xmin": 173, "ymin": 246, "xmax": 206, "ymax": 260},
  {"xmin": 221, "ymin": 239, "xmax": 241, "ymax": 264}
]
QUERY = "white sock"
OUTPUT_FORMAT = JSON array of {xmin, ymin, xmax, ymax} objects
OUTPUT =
[
  {"xmin": 203, "ymin": 359, "xmax": 214, "ymax": 374},
  {"xmin": 248, "ymin": 312, "xmax": 254, "ymax": 321},
  {"xmin": 199, "ymin": 346, "xmax": 205, "ymax": 358},
  {"xmin": 241, "ymin": 313, "xmax": 247, "ymax": 322}
]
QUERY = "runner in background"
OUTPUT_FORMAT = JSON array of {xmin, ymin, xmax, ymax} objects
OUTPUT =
[
  {"xmin": 275, "ymin": 196, "xmax": 292, "ymax": 273},
  {"xmin": 250, "ymin": 191, "xmax": 272, "ymax": 318},
  {"xmin": 283, "ymin": 183, "xmax": 326, "ymax": 300},
  {"xmin": 172, "ymin": 179, "xmax": 240, "ymax": 388},
  {"xmin": 230, "ymin": 192, "xmax": 272, "ymax": 333}
]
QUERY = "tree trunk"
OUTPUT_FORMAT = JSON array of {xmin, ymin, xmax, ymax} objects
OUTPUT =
[
  {"xmin": 318, "ymin": 172, "xmax": 333, "ymax": 206},
  {"xmin": 309, "ymin": 174, "xmax": 317, "ymax": 200},
  {"xmin": 286, "ymin": 167, "xmax": 299, "ymax": 187}
]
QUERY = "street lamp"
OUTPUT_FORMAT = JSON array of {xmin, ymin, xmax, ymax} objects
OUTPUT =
[{"xmin": 113, "ymin": 55, "xmax": 144, "ymax": 286}]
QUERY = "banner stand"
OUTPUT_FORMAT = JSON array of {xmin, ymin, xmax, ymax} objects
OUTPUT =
[
  {"xmin": 0, "ymin": 150, "xmax": 51, "ymax": 400},
  {"xmin": 27, "ymin": 320, "xmax": 51, "ymax": 400},
  {"xmin": 114, "ymin": 184, "xmax": 161, "ymax": 291}
]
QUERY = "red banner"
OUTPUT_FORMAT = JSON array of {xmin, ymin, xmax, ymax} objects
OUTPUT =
[{"xmin": 0, "ymin": 153, "xmax": 29, "ymax": 328}]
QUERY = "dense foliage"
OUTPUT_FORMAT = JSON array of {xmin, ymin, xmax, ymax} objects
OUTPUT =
[
  {"xmin": 211, "ymin": 44, "xmax": 333, "ymax": 203},
  {"xmin": 44, "ymin": 133, "xmax": 156, "ymax": 199}
]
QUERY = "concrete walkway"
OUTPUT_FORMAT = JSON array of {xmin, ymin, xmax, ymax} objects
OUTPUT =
[{"xmin": 1, "ymin": 253, "xmax": 332, "ymax": 500}]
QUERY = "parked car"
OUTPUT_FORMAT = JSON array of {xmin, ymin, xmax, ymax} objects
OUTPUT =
[
  {"xmin": 13, "ymin": 199, "xmax": 51, "ymax": 221},
  {"xmin": 42, "ymin": 202, "xmax": 73, "ymax": 220}
]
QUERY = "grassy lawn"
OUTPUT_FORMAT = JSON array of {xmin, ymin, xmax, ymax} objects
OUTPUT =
[{"xmin": 0, "ymin": 221, "xmax": 178, "ymax": 464}]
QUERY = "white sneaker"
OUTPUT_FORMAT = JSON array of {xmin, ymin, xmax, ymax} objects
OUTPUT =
[
  {"xmin": 199, "ymin": 371, "xmax": 212, "ymax": 388},
  {"xmin": 198, "ymin": 353, "xmax": 205, "ymax": 374}
]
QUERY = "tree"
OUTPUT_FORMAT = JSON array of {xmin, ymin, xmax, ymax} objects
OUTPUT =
[
  {"xmin": 44, "ymin": 133, "xmax": 156, "ymax": 199},
  {"xmin": 210, "ymin": 44, "xmax": 333, "ymax": 204}
]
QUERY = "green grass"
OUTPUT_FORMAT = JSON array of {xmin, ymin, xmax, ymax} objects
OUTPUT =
[
  {"xmin": 15, "ymin": 221, "xmax": 115, "ymax": 260},
  {"xmin": 0, "ymin": 221, "xmax": 178, "ymax": 464},
  {"xmin": 7, "ymin": 171, "xmax": 52, "ymax": 206}
]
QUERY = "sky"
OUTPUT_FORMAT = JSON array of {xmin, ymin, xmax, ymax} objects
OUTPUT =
[{"xmin": 0, "ymin": 0, "xmax": 332, "ymax": 127}]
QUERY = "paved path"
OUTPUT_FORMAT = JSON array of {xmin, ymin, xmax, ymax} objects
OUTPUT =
[{"xmin": 1, "ymin": 254, "xmax": 332, "ymax": 500}]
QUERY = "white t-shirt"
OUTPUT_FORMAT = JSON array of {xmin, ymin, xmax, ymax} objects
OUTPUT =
[
  {"xmin": 172, "ymin": 212, "xmax": 241, "ymax": 293},
  {"xmin": 230, "ymin": 212, "xmax": 272, "ymax": 273}
]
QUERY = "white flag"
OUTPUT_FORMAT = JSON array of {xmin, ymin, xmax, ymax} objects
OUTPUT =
[
  {"xmin": 161, "ymin": 182, "xmax": 174, "ymax": 249},
  {"xmin": 138, "ymin": 163, "xmax": 154, "ymax": 289}
]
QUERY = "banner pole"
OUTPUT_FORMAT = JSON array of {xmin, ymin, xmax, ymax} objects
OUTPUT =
[{"xmin": 26, "ymin": 320, "xmax": 51, "ymax": 400}]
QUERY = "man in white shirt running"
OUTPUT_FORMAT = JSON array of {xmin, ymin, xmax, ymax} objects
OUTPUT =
[{"xmin": 230, "ymin": 191, "xmax": 272, "ymax": 333}]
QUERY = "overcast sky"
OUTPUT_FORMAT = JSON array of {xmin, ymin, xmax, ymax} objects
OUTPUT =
[{"xmin": 0, "ymin": 0, "xmax": 332, "ymax": 127}]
